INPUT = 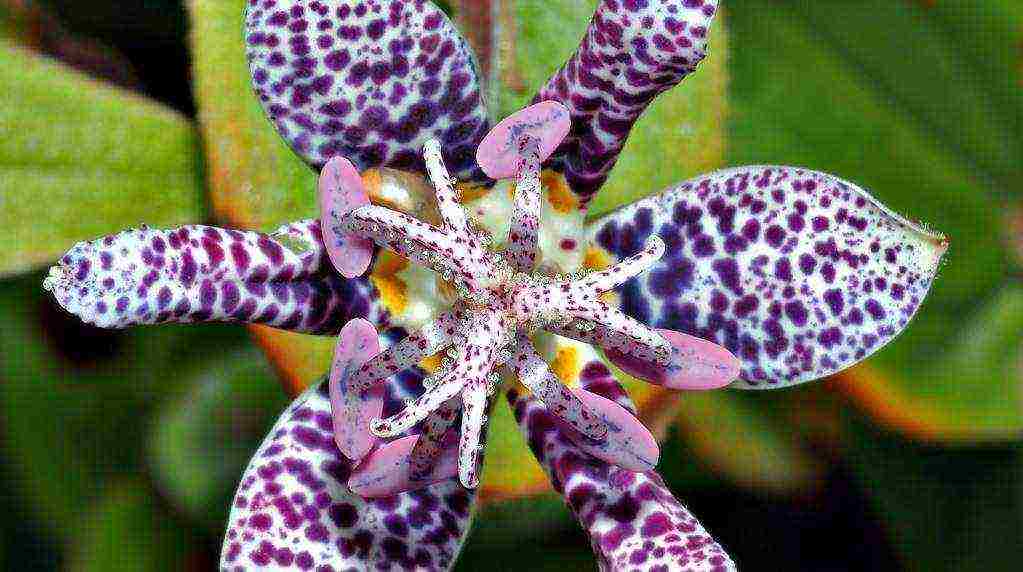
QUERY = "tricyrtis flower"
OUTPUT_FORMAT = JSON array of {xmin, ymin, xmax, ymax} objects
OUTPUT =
[{"xmin": 43, "ymin": 1, "xmax": 947, "ymax": 570}]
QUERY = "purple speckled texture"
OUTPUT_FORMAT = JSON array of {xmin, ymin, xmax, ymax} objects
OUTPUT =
[
  {"xmin": 508, "ymin": 358, "xmax": 735, "ymax": 572},
  {"xmin": 39, "ymin": 1, "xmax": 950, "ymax": 569},
  {"xmin": 589, "ymin": 166, "xmax": 947, "ymax": 387},
  {"xmin": 245, "ymin": 0, "xmax": 490, "ymax": 180},
  {"xmin": 222, "ymin": 377, "xmax": 476, "ymax": 571},
  {"xmin": 45, "ymin": 220, "xmax": 382, "ymax": 334},
  {"xmin": 533, "ymin": 0, "xmax": 719, "ymax": 202}
]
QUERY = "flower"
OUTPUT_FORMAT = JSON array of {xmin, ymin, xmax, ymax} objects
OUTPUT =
[{"xmin": 41, "ymin": 0, "xmax": 947, "ymax": 570}]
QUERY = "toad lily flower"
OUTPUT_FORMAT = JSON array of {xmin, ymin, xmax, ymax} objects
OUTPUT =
[{"xmin": 42, "ymin": 0, "xmax": 947, "ymax": 570}]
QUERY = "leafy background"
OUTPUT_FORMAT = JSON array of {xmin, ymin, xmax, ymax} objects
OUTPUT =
[{"xmin": 1, "ymin": 0, "xmax": 1020, "ymax": 570}]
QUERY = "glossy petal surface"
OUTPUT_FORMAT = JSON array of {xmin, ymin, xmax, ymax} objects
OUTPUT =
[
  {"xmin": 45, "ymin": 220, "xmax": 382, "ymax": 333},
  {"xmin": 245, "ymin": 0, "xmax": 490, "ymax": 180},
  {"xmin": 533, "ymin": 0, "xmax": 720, "ymax": 202},
  {"xmin": 589, "ymin": 166, "xmax": 947, "ymax": 387},
  {"xmin": 508, "ymin": 360, "xmax": 734, "ymax": 571},
  {"xmin": 222, "ymin": 380, "xmax": 475, "ymax": 571}
]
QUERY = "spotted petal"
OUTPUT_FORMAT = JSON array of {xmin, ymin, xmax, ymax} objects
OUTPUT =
[
  {"xmin": 587, "ymin": 166, "xmax": 947, "ymax": 388},
  {"xmin": 222, "ymin": 379, "xmax": 476, "ymax": 571},
  {"xmin": 245, "ymin": 0, "xmax": 490, "ymax": 180},
  {"xmin": 44, "ymin": 220, "xmax": 383, "ymax": 334},
  {"xmin": 507, "ymin": 347, "xmax": 735, "ymax": 571},
  {"xmin": 533, "ymin": 0, "xmax": 720, "ymax": 202}
]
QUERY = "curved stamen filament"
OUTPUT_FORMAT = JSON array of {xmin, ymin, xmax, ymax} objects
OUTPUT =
[
  {"xmin": 509, "ymin": 334, "xmax": 608, "ymax": 440},
  {"xmin": 370, "ymin": 368, "xmax": 467, "ymax": 438},
  {"xmin": 350, "ymin": 311, "xmax": 458, "ymax": 392},
  {"xmin": 580, "ymin": 236, "xmax": 665, "ymax": 293},
  {"xmin": 424, "ymin": 139, "xmax": 469, "ymax": 232},
  {"xmin": 409, "ymin": 397, "xmax": 460, "ymax": 481},
  {"xmin": 505, "ymin": 136, "xmax": 542, "ymax": 272}
]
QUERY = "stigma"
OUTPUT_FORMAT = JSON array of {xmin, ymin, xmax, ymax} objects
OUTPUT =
[{"xmin": 320, "ymin": 102, "xmax": 740, "ymax": 495}]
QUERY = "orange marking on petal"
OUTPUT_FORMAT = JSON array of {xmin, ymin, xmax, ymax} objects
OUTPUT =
[
  {"xmin": 361, "ymin": 169, "xmax": 409, "ymax": 212},
  {"xmin": 543, "ymin": 170, "xmax": 578, "ymax": 214},
  {"xmin": 419, "ymin": 352, "xmax": 444, "ymax": 374},
  {"xmin": 583, "ymin": 246, "xmax": 612, "ymax": 271},
  {"xmin": 457, "ymin": 181, "xmax": 492, "ymax": 204},
  {"xmin": 369, "ymin": 251, "xmax": 409, "ymax": 315},
  {"xmin": 550, "ymin": 346, "xmax": 581, "ymax": 386}
]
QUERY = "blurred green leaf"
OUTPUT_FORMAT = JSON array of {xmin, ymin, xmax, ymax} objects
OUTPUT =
[
  {"xmin": 0, "ymin": 38, "xmax": 202, "ymax": 277},
  {"xmin": 38, "ymin": 0, "xmax": 187, "ymax": 43},
  {"xmin": 503, "ymin": 0, "xmax": 728, "ymax": 218},
  {"xmin": 847, "ymin": 420, "xmax": 1021, "ymax": 572},
  {"xmin": 0, "ymin": 273, "xmax": 249, "ymax": 540},
  {"xmin": 916, "ymin": 285, "xmax": 1023, "ymax": 435},
  {"xmin": 728, "ymin": 1, "xmax": 1018, "ymax": 440},
  {"xmin": 672, "ymin": 391, "xmax": 826, "ymax": 495},
  {"xmin": 793, "ymin": 1, "xmax": 1023, "ymax": 198},
  {"xmin": 149, "ymin": 350, "xmax": 289, "ymax": 531},
  {"xmin": 69, "ymin": 480, "xmax": 201, "ymax": 572}
]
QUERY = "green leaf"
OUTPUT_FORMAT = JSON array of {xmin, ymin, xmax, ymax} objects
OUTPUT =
[
  {"xmin": 0, "ymin": 38, "xmax": 203, "ymax": 277},
  {"xmin": 847, "ymin": 420, "xmax": 1022, "ymax": 572},
  {"xmin": 903, "ymin": 285, "xmax": 1023, "ymax": 437},
  {"xmin": 728, "ymin": 1, "xmax": 1018, "ymax": 440},
  {"xmin": 792, "ymin": 1, "xmax": 1023, "ymax": 198},
  {"xmin": 68, "ymin": 480, "xmax": 201, "ymax": 572},
  {"xmin": 0, "ymin": 272, "xmax": 250, "ymax": 540},
  {"xmin": 149, "ymin": 349, "xmax": 290, "ymax": 531},
  {"xmin": 187, "ymin": 0, "xmax": 317, "ymax": 230},
  {"xmin": 670, "ymin": 390, "xmax": 826, "ymax": 495},
  {"xmin": 502, "ymin": 0, "xmax": 729, "ymax": 218}
]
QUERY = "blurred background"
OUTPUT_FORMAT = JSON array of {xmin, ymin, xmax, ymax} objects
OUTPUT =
[{"xmin": 1, "ymin": 0, "xmax": 1020, "ymax": 570}]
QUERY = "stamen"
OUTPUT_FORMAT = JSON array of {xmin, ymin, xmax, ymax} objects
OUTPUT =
[
  {"xmin": 343, "ymin": 205, "xmax": 480, "ymax": 286},
  {"xmin": 505, "ymin": 135, "xmax": 542, "ymax": 272},
  {"xmin": 509, "ymin": 335, "xmax": 607, "ymax": 440},
  {"xmin": 370, "ymin": 368, "xmax": 466, "ymax": 438},
  {"xmin": 349, "ymin": 311, "xmax": 458, "ymax": 391},
  {"xmin": 580, "ymin": 236, "xmax": 666, "ymax": 293},
  {"xmin": 423, "ymin": 139, "xmax": 469, "ymax": 232},
  {"xmin": 565, "ymin": 303, "xmax": 673, "ymax": 363},
  {"xmin": 458, "ymin": 379, "xmax": 489, "ymax": 489},
  {"xmin": 409, "ymin": 397, "xmax": 460, "ymax": 481}
]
